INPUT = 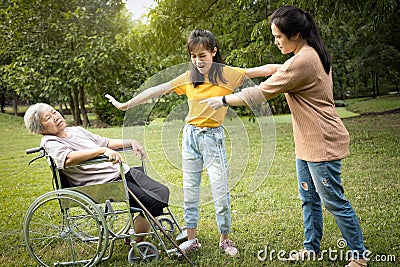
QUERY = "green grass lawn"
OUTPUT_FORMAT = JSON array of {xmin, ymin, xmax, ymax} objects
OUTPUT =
[
  {"xmin": 345, "ymin": 94, "xmax": 400, "ymax": 114},
  {"xmin": 0, "ymin": 97, "xmax": 399, "ymax": 266}
]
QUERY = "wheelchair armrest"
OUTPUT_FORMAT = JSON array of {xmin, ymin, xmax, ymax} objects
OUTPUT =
[
  {"xmin": 72, "ymin": 155, "xmax": 109, "ymax": 167},
  {"xmin": 65, "ymin": 147, "xmax": 134, "ymax": 168}
]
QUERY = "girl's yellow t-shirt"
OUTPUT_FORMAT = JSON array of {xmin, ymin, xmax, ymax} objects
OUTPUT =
[{"xmin": 170, "ymin": 66, "xmax": 246, "ymax": 128}]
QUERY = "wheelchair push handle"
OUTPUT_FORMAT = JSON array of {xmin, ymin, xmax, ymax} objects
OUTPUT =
[
  {"xmin": 26, "ymin": 147, "xmax": 46, "ymax": 165},
  {"xmin": 26, "ymin": 147, "xmax": 43, "ymax": 154}
]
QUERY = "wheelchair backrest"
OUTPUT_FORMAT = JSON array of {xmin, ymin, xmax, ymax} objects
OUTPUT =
[{"xmin": 47, "ymin": 155, "xmax": 71, "ymax": 190}]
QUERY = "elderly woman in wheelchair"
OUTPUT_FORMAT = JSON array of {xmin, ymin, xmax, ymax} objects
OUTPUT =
[{"xmin": 23, "ymin": 103, "xmax": 191, "ymax": 266}]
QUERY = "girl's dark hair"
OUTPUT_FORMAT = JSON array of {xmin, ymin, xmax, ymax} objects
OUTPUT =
[
  {"xmin": 186, "ymin": 29, "xmax": 227, "ymax": 87},
  {"xmin": 269, "ymin": 6, "xmax": 331, "ymax": 74}
]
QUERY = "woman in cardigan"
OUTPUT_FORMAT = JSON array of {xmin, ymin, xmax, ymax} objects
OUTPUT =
[{"xmin": 201, "ymin": 6, "xmax": 367, "ymax": 267}]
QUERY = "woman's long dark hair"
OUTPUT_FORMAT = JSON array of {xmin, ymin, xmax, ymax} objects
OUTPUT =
[
  {"xmin": 186, "ymin": 29, "xmax": 227, "ymax": 87},
  {"xmin": 270, "ymin": 6, "xmax": 331, "ymax": 74}
]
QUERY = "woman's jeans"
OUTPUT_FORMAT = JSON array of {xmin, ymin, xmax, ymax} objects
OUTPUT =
[
  {"xmin": 296, "ymin": 159, "xmax": 366, "ymax": 258},
  {"xmin": 182, "ymin": 124, "xmax": 231, "ymax": 235}
]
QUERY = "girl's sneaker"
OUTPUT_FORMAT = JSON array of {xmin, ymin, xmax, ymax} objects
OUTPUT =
[
  {"xmin": 178, "ymin": 238, "xmax": 201, "ymax": 254},
  {"xmin": 219, "ymin": 239, "xmax": 239, "ymax": 257}
]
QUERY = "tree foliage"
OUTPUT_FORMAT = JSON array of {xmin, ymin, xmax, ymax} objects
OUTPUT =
[
  {"xmin": 1, "ymin": 0, "xmax": 138, "ymax": 125},
  {"xmin": 1, "ymin": 0, "xmax": 399, "ymax": 125},
  {"xmin": 135, "ymin": 0, "xmax": 400, "ymax": 115}
]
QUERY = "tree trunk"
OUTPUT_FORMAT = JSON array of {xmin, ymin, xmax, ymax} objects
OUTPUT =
[
  {"xmin": 13, "ymin": 91, "xmax": 18, "ymax": 116},
  {"xmin": 68, "ymin": 92, "xmax": 75, "ymax": 121},
  {"xmin": 1, "ymin": 92, "xmax": 5, "ymax": 113},
  {"xmin": 72, "ymin": 85, "xmax": 82, "ymax": 125},
  {"xmin": 58, "ymin": 101, "xmax": 64, "ymax": 116},
  {"xmin": 372, "ymin": 72, "xmax": 377, "ymax": 98},
  {"xmin": 374, "ymin": 72, "xmax": 379, "ymax": 97},
  {"xmin": 362, "ymin": 73, "xmax": 368, "ymax": 96},
  {"xmin": 79, "ymin": 85, "xmax": 90, "ymax": 127}
]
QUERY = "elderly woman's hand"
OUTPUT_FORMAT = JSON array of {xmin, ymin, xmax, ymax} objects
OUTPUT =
[{"xmin": 103, "ymin": 148, "xmax": 123, "ymax": 164}]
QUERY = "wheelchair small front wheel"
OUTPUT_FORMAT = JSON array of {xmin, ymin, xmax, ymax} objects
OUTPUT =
[
  {"xmin": 128, "ymin": 242, "xmax": 159, "ymax": 263},
  {"xmin": 156, "ymin": 217, "xmax": 175, "ymax": 235}
]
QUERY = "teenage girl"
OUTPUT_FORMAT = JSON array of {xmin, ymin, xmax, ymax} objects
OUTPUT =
[{"xmin": 106, "ymin": 29, "xmax": 280, "ymax": 256}]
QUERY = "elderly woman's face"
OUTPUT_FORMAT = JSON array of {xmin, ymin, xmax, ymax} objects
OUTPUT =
[{"xmin": 40, "ymin": 105, "xmax": 66, "ymax": 136}]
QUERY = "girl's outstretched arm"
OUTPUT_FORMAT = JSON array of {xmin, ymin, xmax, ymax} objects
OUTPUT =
[{"xmin": 105, "ymin": 82, "xmax": 173, "ymax": 111}]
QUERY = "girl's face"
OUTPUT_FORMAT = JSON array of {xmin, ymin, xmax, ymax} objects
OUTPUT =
[
  {"xmin": 271, "ymin": 23, "xmax": 302, "ymax": 54},
  {"xmin": 40, "ymin": 105, "xmax": 67, "ymax": 137},
  {"xmin": 190, "ymin": 45, "xmax": 217, "ymax": 75}
]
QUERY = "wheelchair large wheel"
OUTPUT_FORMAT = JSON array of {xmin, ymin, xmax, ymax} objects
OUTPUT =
[
  {"xmin": 127, "ymin": 242, "xmax": 159, "ymax": 263},
  {"xmin": 23, "ymin": 190, "xmax": 109, "ymax": 267},
  {"xmin": 101, "ymin": 200, "xmax": 131, "ymax": 236}
]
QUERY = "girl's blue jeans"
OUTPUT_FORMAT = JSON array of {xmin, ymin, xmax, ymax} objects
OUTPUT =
[
  {"xmin": 182, "ymin": 124, "xmax": 231, "ymax": 235},
  {"xmin": 296, "ymin": 158, "xmax": 366, "ymax": 258}
]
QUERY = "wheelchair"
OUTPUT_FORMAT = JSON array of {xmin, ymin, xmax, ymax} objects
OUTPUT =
[{"xmin": 23, "ymin": 147, "xmax": 193, "ymax": 266}]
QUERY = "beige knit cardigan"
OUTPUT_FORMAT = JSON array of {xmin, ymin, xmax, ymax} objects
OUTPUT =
[{"xmin": 239, "ymin": 45, "xmax": 349, "ymax": 162}]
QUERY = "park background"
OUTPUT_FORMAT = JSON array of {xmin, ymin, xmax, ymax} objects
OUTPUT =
[{"xmin": 1, "ymin": 0, "xmax": 399, "ymax": 266}]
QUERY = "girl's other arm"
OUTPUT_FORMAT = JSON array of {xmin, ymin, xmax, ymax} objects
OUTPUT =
[
  {"xmin": 245, "ymin": 64, "xmax": 282, "ymax": 78},
  {"xmin": 105, "ymin": 82, "xmax": 173, "ymax": 111},
  {"xmin": 107, "ymin": 139, "xmax": 147, "ymax": 159}
]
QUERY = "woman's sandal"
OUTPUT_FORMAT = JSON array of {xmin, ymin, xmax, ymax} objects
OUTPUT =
[{"xmin": 345, "ymin": 258, "xmax": 368, "ymax": 267}]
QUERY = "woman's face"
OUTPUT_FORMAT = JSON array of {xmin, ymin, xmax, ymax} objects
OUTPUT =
[
  {"xmin": 271, "ymin": 23, "xmax": 300, "ymax": 54},
  {"xmin": 40, "ymin": 105, "xmax": 67, "ymax": 137},
  {"xmin": 190, "ymin": 45, "xmax": 217, "ymax": 75}
]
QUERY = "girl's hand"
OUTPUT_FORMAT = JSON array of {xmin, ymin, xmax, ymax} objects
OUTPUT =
[
  {"xmin": 130, "ymin": 140, "xmax": 147, "ymax": 160},
  {"xmin": 200, "ymin": 96, "xmax": 224, "ymax": 110},
  {"xmin": 105, "ymin": 94, "xmax": 127, "ymax": 111}
]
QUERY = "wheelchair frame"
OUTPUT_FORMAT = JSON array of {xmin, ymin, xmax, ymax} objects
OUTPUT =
[{"xmin": 23, "ymin": 147, "xmax": 193, "ymax": 266}]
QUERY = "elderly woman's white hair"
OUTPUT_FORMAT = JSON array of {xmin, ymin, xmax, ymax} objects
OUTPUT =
[{"xmin": 24, "ymin": 103, "xmax": 51, "ymax": 134}]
